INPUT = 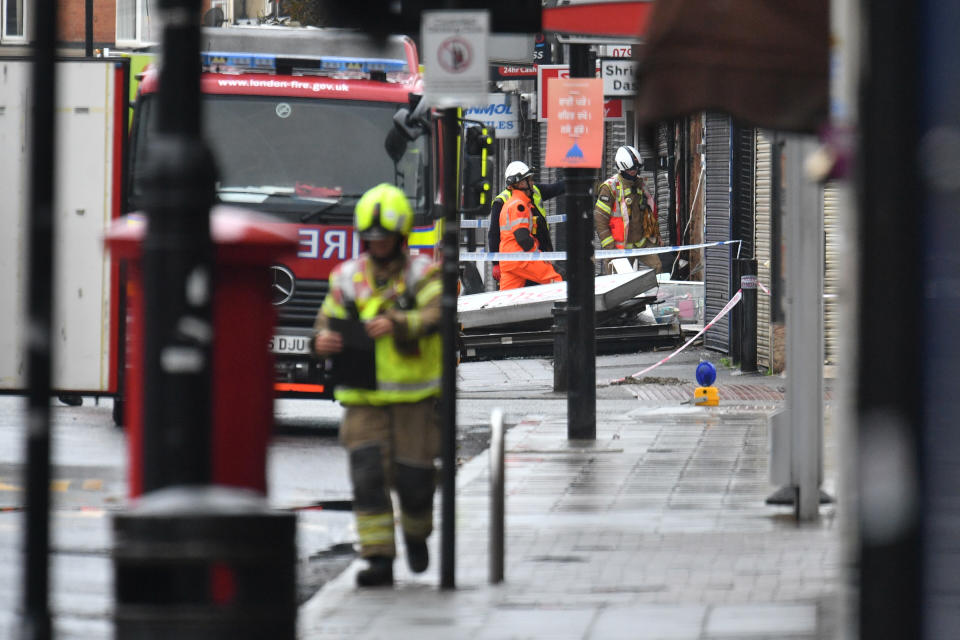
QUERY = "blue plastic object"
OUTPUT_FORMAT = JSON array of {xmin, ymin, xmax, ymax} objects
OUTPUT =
[{"xmin": 696, "ymin": 361, "xmax": 717, "ymax": 387}]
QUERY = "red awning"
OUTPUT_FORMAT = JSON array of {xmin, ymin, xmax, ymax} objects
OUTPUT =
[
  {"xmin": 542, "ymin": 1, "xmax": 655, "ymax": 38},
  {"xmin": 633, "ymin": 0, "xmax": 829, "ymax": 133}
]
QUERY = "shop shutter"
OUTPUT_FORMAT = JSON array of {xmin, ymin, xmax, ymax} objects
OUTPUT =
[
  {"xmin": 823, "ymin": 181, "xmax": 840, "ymax": 365},
  {"xmin": 731, "ymin": 125, "xmax": 756, "ymax": 259},
  {"xmin": 754, "ymin": 131, "xmax": 774, "ymax": 369},
  {"xmin": 536, "ymin": 122, "xmax": 562, "ymax": 216},
  {"xmin": 656, "ymin": 122, "xmax": 674, "ymax": 260},
  {"xmin": 704, "ymin": 112, "xmax": 732, "ymax": 353}
]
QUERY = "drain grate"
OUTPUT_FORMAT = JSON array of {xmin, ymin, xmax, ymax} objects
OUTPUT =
[{"xmin": 626, "ymin": 383, "xmax": 790, "ymax": 403}]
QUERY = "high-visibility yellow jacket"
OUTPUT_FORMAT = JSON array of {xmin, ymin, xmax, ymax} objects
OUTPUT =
[
  {"xmin": 593, "ymin": 174, "xmax": 658, "ymax": 250},
  {"xmin": 317, "ymin": 253, "xmax": 442, "ymax": 406}
]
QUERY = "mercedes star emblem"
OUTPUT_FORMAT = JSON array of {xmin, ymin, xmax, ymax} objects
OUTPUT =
[{"xmin": 270, "ymin": 265, "xmax": 295, "ymax": 305}]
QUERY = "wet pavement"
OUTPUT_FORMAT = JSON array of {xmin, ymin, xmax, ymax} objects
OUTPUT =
[{"xmin": 299, "ymin": 348, "xmax": 848, "ymax": 639}]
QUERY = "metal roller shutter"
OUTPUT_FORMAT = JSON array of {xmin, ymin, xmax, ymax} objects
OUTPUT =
[
  {"xmin": 535, "ymin": 121, "xmax": 563, "ymax": 258},
  {"xmin": 656, "ymin": 123, "xmax": 672, "ymax": 246},
  {"xmin": 731, "ymin": 125, "xmax": 755, "ymax": 259},
  {"xmin": 704, "ymin": 112, "xmax": 732, "ymax": 353},
  {"xmin": 536, "ymin": 122, "xmax": 562, "ymax": 216},
  {"xmin": 754, "ymin": 130, "xmax": 773, "ymax": 368},
  {"xmin": 823, "ymin": 181, "xmax": 839, "ymax": 365}
]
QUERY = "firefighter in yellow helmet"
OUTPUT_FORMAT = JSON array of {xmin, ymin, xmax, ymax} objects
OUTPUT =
[{"xmin": 312, "ymin": 183, "xmax": 442, "ymax": 587}]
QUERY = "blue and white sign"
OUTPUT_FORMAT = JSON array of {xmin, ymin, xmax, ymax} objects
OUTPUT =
[{"xmin": 463, "ymin": 93, "xmax": 520, "ymax": 139}]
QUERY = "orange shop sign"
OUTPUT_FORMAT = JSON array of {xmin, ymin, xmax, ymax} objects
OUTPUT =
[{"xmin": 545, "ymin": 77, "xmax": 604, "ymax": 169}]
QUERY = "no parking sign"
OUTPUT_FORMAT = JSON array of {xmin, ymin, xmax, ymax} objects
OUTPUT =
[{"xmin": 422, "ymin": 10, "xmax": 489, "ymax": 107}]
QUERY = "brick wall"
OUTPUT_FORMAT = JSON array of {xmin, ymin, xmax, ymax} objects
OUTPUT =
[
  {"xmin": 59, "ymin": 0, "xmax": 116, "ymax": 46},
  {"xmin": 57, "ymin": 0, "xmax": 216, "ymax": 48}
]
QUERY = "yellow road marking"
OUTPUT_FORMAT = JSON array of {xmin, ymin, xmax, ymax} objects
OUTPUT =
[{"xmin": 0, "ymin": 479, "xmax": 106, "ymax": 492}]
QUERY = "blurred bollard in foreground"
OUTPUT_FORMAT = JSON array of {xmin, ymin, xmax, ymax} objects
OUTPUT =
[{"xmin": 113, "ymin": 486, "xmax": 296, "ymax": 640}]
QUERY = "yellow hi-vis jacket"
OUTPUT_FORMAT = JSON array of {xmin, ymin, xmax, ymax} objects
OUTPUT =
[
  {"xmin": 318, "ymin": 253, "xmax": 442, "ymax": 406},
  {"xmin": 593, "ymin": 174, "xmax": 658, "ymax": 250}
]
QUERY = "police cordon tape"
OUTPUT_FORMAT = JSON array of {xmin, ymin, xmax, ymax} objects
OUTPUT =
[
  {"xmin": 609, "ymin": 288, "xmax": 744, "ymax": 383},
  {"xmin": 459, "ymin": 239, "xmax": 742, "ymax": 262},
  {"xmin": 460, "ymin": 214, "xmax": 567, "ymax": 229}
]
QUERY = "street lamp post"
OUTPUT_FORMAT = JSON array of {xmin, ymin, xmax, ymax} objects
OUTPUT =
[{"xmin": 565, "ymin": 43, "xmax": 597, "ymax": 441}]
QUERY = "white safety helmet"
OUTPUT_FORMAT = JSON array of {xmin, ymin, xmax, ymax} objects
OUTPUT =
[
  {"xmin": 614, "ymin": 145, "xmax": 643, "ymax": 175},
  {"xmin": 504, "ymin": 160, "xmax": 534, "ymax": 187}
]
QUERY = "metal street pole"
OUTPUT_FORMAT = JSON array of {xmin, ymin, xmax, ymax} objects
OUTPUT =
[
  {"xmin": 783, "ymin": 135, "xmax": 823, "ymax": 521},
  {"xmin": 85, "ymin": 0, "xmax": 94, "ymax": 57},
  {"xmin": 857, "ymin": 0, "xmax": 921, "ymax": 636},
  {"xmin": 565, "ymin": 43, "xmax": 596, "ymax": 440},
  {"xmin": 20, "ymin": 0, "xmax": 58, "ymax": 633},
  {"xmin": 439, "ymin": 107, "xmax": 459, "ymax": 589},
  {"xmin": 140, "ymin": 0, "xmax": 216, "ymax": 491}
]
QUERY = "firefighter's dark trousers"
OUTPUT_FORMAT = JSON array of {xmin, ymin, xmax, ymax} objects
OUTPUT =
[{"xmin": 340, "ymin": 398, "xmax": 440, "ymax": 559}]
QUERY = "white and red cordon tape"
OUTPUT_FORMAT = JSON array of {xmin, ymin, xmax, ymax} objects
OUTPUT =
[
  {"xmin": 611, "ymin": 276, "xmax": 773, "ymax": 383},
  {"xmin": 459, "ymin": 239, "xmax": 742, "ymax": 262},
  {"xmin": 611, "ymin": 289, "xmax": 744, "ymax": 383}
]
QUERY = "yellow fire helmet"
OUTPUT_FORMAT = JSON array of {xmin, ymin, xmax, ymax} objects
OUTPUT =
[{"xmin": 354, "ymin": 183, "xmax": 414, "ymax": 240}]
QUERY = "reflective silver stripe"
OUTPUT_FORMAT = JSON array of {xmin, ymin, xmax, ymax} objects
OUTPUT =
[
  {"xmin": 508, "ymin": 217, "xmax": 530, "ymax": 229},
  {"xmin": 378, "ymin": 377, "xmax": 441, "ymax": 392}
]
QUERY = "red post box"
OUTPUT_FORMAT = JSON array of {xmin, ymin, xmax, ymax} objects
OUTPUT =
[{"xmin": 106, "ymin": 207, "xmax": 299, "ymax": 497}]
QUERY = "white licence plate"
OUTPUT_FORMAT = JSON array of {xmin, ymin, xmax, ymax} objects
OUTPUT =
[{"xmin": 269, "ymin": 334, "xmax": 311, "ymax": 355}]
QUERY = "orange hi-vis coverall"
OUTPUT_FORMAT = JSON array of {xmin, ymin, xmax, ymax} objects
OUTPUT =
[{"xmin": 498, "ymin": 188, "xmax": 563, "ymax": 290}]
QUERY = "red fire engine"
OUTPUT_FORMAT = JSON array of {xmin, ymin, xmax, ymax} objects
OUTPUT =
[{"xmin": 127, "ymin": 26, "xmax": 490, "ymax": 400}]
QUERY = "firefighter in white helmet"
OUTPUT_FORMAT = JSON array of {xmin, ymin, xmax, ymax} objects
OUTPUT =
[
  {"xmin": 486, "ymin": 160, "xmax": 565, "ymax": 282},
  {"xmin": 496, "ymin": 162, "xmax": 563, "ymax": 290},
  {"xmin": 594, "ymin": 145, "xmax": 661, "ymax": 274}
]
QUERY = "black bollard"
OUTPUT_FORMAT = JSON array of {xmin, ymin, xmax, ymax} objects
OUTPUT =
[
  {"xmin": 113, "ymin": 487, "xmax": 297, "ymax": 640},
  {"xmin": 730, "ymin": 258, "xmax": 743, "ymax": 367},
  {"xmin": 738, "ymin": 259, "xmax": 758, "ymax": 373}
]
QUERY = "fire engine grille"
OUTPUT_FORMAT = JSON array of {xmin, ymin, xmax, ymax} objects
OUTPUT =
[{"xmin": 276, "ymin": 278, "xmax": 328, "ymax": 327}]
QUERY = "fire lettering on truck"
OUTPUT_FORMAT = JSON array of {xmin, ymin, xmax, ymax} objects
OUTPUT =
[
  {"xmin": 297, "ymin": 229, "xmax": 354, "ymax": 260},
  {"xmin": 320, "ymin": 230, "xmax": 347, "ymax": 259}
]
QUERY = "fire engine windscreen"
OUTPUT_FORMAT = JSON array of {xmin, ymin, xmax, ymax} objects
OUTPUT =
[{"xmin": 131, "ymin": 95, "xmax": 427, "ymax": 211}]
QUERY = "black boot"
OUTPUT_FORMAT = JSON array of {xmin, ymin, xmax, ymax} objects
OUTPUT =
[
  {"xmin": 356, "ymin": 556, "xmax": 393, "ymax": 587},
  {"xmin": 405, "ymin": 535, "xmax": 429, "ymax": 573}
]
